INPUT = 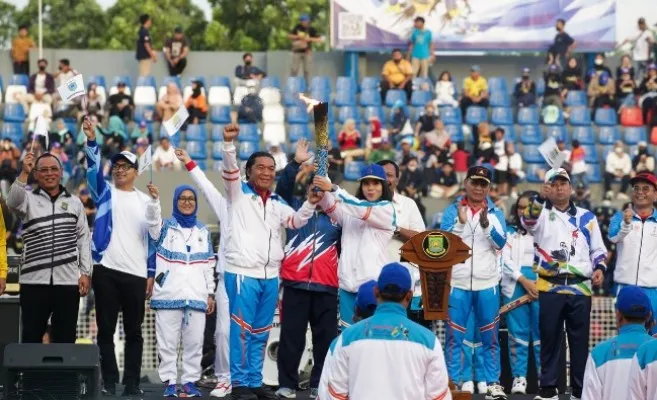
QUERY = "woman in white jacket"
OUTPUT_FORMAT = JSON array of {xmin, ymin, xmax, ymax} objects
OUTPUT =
[
  {"xmin": 434, "ymin": 70, "xmax": 459, "ymax": 108},
  {"xmin": 148, "ymin": 184, "xmax": 216, "ymax": 398},
  {"xmin": 501, "ymin": 192, "xmax": 540, "ymax": 395},
  {"xmin": 313, "ymin": 163, "xmax": 397, "ymax": 328}
]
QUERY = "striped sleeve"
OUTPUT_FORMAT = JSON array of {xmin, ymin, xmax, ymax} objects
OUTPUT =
[
  {"xmin": 21, "ymin": 212, "xmax": 80, "ymax": 274},
  {"xmin": 333, "ymin": 188, "xmax": 396, "ymax": 231},
  {"xmin": 221, "ymin": 141, "xmax": 242, "ymax": 203}
]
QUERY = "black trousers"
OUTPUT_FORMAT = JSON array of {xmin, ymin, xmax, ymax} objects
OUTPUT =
[
  {"xmin": 167, "ymin": 58, "xmax": 187, "ymax": 76},
  {"xmin": 380, "ymin": 80, "xmax": 413, "ymax": 104},
  {"xmin": 20, "ymin": 284, "xmax": 80, "ymax": 344},
  {"xmin": 603, "ymin": 172, "xmax": 630, "ymax": 193},
  {"xmin": 92, "ymin": 265, "xmax": 146, "ymax": 387},
  {"xmin": 539, "ymin": 292, "xmax": 591, "ymax": 398},
  {"xmin": 460, "ymin": 97, "xmax": 490, "ymax": 118},
  {"xmin": 277, "ymin": 286, "xmax": 338, "ymax": 389},
  {"xmin": 12, "ymin": 61, "xmax": 29, "ymax": 75}
]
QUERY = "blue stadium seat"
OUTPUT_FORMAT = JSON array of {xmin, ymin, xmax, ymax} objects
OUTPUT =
[
  {"xmin": 517, "ymin": 107, "xmax": 539, "ymax": 125},
  {"xmin": 134, "ymin": 105, "xmax": 155, "ymax": 123},
  {"xmin": 440, "ymin": 107, "xmax": 462, "ymax": 125},
  {"xmin": 0, "ymin": 76, "xmax": 4, "ymax": 94},
  {"xmin": 210, "ymin": 106, "xmax": 232, "ymax": 124},
  {"xmin": 261, "ymin": 76, "xmax": 281, "ymax": 89},
  {"xmin": 187, "ymin": 76, "xmax": 206, "ymax": 88},
  {"xmin": 565, "ymin": 91, "xmax": 587, "ymax": 107},
  {"xmin": 136, "ymin": 75, "xmax": 156, "ymax": 88},
  {"xmin": 595, "ymin": 108, "xmax": 618, "ymax": 126},
  {"xmin": 212, "ymin": 160, "xmax": 223, "ymax": 171},
  {"xmin": 587, "ymin": 164, "xmax": 602, "ymax": 183},
  {"xmin": 159, "ymin": 128, "xmax": 181, "ymax": 147},
  {"xmin": 309, "ymin": 86, "xmax": 331, "ymax": 103},
  {"xmin": 163, "ymin": 76, "xmax": 183, "ymax": 89},
  {"xmin": 624, "ymin": 127, "xmax": 647, "ymax": 145},
  {"xmin": 284, "ymin": 89, "xmax": 305, "ymax": 107},
  {"xmin": 210, "ymin": 76, "xmax": 231, "ymax": 89},
  {"xmin": 385, "ymin": 90, "xmax": 407, "ymax": 107},
  {"xmin": 526, "ymin": 164, "xmax": 549, "ymax": 183},
  {"xmin": 336, "ymin": 77, "xmax": 357, "ymax": 94},
  {"xmin": 489, "ymin": 91, "xmax": 511, "ymax": 107},
  {"xmin": 520, "ymin": 125, "xmax": 543, "ymax": 145},
  {"xmin": 10, "ymin": 74, "xmax": 28, "ymax": 87},
  {"xmin": 194, "ymin": 160, "xmax": 208, "ymax": 170},
  {"xmin": 523, "ymin": 145, "xmax": 544, "ymax": 163},
  {"xmin": 3, "ymin": 103, "xmax": 26, "ymax": 122},
  {"xmin": 186, "ymin": 140, "xmax": 207, "ymax": 159},
  {"xmin": 360, "ymin": 90, "xmax": 382, "ymax": 107},
  {"xmin": 598, "ymin": 126, "xmax": 621, "ymax": 144},
  {"xmin": 239, "ymin": 124, "xmax": 260, "ymax": 142},
  {"xmin": 569, "ymin": 106, "xmax": 591, "ymax": 126},
  {"xmin": 491, "ymin": 107, "xmax": 513, "ymax": 125},
  {"xmin": 212, "ymin": 142, "xmax": 224, "ymax": 160},
  {"xmin": 113, "ymin": 75, "xmax": 132, "ymax": 89},
  {"xmin": 312, "ymin": 76, "xmax": 332, "ymax": 92},
  {"xmin": 338, "ymin": 106, "xmax": 360, "ymax": 124},
  {"xmin": 488, "ymin": 77, "xmax": 508, "ymax": 94},
  {"xmin": 360, "ymin": 77, "xmax": 380, "ymax": 92},
  {"xmin": 536, "ymin": 78, "xmax": 545, "ymax": 97},
  {"xmin": 465, "ymin": 106, "xmax": 487, "ymax": 125},
  {"xmin": 64, "ymin": 120, "xmax": 77, "ymax": 135},
  {"xmin": 286, "ymin": 76, "xmax": 306, "ymax": 94},
  {"xmin": 335, "ymin": 90, "xmax": 357, "ymax": 107},
  {"xmin": 581, "ymin": 145, "xmax": 598, "ymax": 164},
  {"xmin": 286, "ymin": 106, "xmax": 310, "ymax": 124},
  {"xmin": 239, "ymin": 141, "xmax": 258, "ymax": 161},
  {"xmin": 412, "ymin": 77, "xmax": 432, "ymax": 91},
  {"xmin": 344, "ymin": 161, "xmax": 365, "ymax": 181},
  {"xmin": 1, "ymin": 122, "xmax": 24, "ymax": 145},
  {"xmin": 546, "ymin": 125, "xmax": 568, "ymax": 142},
  {"xmin": 495, "ymin": 125, "xmax": 516, "ymax": 142},
  {"xmin": 410, "ymin": 91, "xmax": 432, "ymax": 107},
  {"xmin": 363, "ymin": 106, "xmax": 385, "ymax": 122},
  {"xmin": 288, "ymin": 124, "xmax": 311, "ymax": 142},
  {"xmin": 186, "ymin": 124, "xmax": 208, "ymax": 142},
  {"xmin": 88, "ymin": 75, "xmax": 107, "ymax": 89},
  {"xmin": 444, "ymin": 124, "xmax": 464, "ymax": 142},
  {"xmin": 328, "ymin": 124, "xmax": 338, "ymax": 147},
  {"xmin": 571, "ymin": 126, "xmax": 595, "ymax": 145}
]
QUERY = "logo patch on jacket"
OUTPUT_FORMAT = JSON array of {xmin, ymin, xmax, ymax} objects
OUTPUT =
[{"xmin": 61, "ymin": 202, "xmax": 68, "ymax": 211}]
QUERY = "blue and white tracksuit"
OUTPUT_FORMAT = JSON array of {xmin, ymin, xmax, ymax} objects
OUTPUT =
[
  {"xmin": 317, "ymin": 188, "xmax": 396, "ymax": 328},
  {"xmin": 461, "ymin": 313, "xmax": 485, "ymax": 383},
  {"xmin": 220, "ymin": 141, "xmax": 315, "ymax": 388},
  {"xmin": 582, "ymin": 324, "xmax": 653, "ymax": 400},
  {"xmin": 501, "ymin": 226, "xmax": 540, "ymax": 379},
  {"xmin": 440, "ymin": 197, "xmax": 506, "ymax": 385},
  {"xmin": 609, "ymin": 208, "xmax": 657, "ymax": 335},
  {"xmin": 629, "ymin": 340, "xmax": 657, "ymax": 400}
]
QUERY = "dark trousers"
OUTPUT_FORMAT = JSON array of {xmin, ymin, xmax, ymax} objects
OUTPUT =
[
  {"xmin": 460, "ymin": 97, "xmax": 490, "ymax": 118},
  {"xmin": 167, "ymin": 58, "xmax": 187, "ymax": 76},
  {"xmin": 20, "ymin": 284, "xmax": 80, "ymax": 343},
  {"xmin": 277, "ymin": 286, "xmax": 338, "ymax": 389},
  {"xmin": 201, "ymin": 276, "xmax": 219, "ymax": 373},
  {"xmin": 603, "ymin": 172, "xmax": 630, "ymax": 193},
  {"xmin": 380, "ymin": 80, "xmax": 413, "ymax": 104},
  {"xmin": 539, "ymin": 292, "xmax": 591, "ymax": 398},
  {"xmin": 12, "ymin": 61, "xmax": 29, "ymax": 75},
  {"xmin": 92, "ymin": 265, "xmax": 146, "ymax": 387}
]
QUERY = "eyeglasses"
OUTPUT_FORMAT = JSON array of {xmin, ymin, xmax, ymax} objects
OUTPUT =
[
  {"xmin": 178, "ymin": 197, "xmax": 196, "ymax": 204},
  {"xmin": 36, "ymin": 167, "xmax": 61, "ymax": 174},
  {"xmin": 112, "ymin": 164, "xmax": 134, "ymax": 172},
  {"xmin": 632, "ymin": 185, "xmax": 654, "ymax": 193}
]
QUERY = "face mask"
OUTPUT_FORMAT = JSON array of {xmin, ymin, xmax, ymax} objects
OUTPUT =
[
  {"xmin": 394, "ymin": 59, "xmax": 401, "ymax": 64},
  {"xmin": 38, "ymin": 65, "xmax": 46, "ymax": 71},
  {"xmin": 408, "ymin": 164, "xmax": 417, "ymax": 172},
  {"xmin": 595, "ymin": 59, "xmax": 603, "ymax": 66},
  {"xmin": 615, "ymin": 147, "xmax": 623, "ymax": 154},
  {"xmin": 245, "ymin": 60, "xmax": 252, "ymax": 66},
  {"xmin": 555, "ymin": 26, "xmax": 560, "ymax": 31},
  {"xmin": 522, "ymin": 76, "xmax": 529, "ymax": 80}
]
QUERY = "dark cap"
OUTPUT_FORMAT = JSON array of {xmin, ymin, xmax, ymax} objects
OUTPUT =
[
  {"xmin": 174, "ymin": 26, "xmax": 183, "ymax": 33},
  {"xmin": 630, "ymin": 171, "xmax": 657, "ymax": 189},
  {"xmin": 377, "ymin": 263, "xmax": 412, "ymax": 294},
  {"xmin": 466, "ymin": 166, "xmax": 492, "ymax": 184},
  {"xmin": 355, "ymin": 280, "xmax": 378, "ymax": 314},
  {"xmin": 616, "ymin": 285, "xmax": 652, "ymax": 318}
]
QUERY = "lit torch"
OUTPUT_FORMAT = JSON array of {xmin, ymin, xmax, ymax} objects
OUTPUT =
[{"xmin": 299, "ymin": 94, "xmax": 329, "ymax": 184}]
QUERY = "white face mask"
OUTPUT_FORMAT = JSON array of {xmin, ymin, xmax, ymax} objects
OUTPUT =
[
  {"xmin": 595, "ymin": 59, "xmax": 603, "ymax": 66},
  {"xmin": 408, "ymin": 164, "xmax": 417, "ymax": 172},
  {"xmin": 615, "ymin": 147, "xmax": 623, "ymax": 154}
]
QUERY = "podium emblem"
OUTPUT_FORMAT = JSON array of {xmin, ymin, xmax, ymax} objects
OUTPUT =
[{"xmin": 423, "ymin": 232, "xmax": 448, "ymax": 258}]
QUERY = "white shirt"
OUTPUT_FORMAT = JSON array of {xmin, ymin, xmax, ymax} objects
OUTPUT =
[
  {"xmin": 153, "ymin": 145, "xmax": 182, "ymax": 170},
  {"xmin": 605, "ymin": 151, "xmax": 632, "ymax": 175},
  {"xmin": 34, "ymin": 74, "xmax": 47, "ymax": 95},
  {"xmin": 633, "ymin": 29, "xmax": 653, "ymax": 62}
]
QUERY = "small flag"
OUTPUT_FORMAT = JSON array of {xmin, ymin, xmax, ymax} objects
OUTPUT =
[
  {"xmin": 538, "ymin": 137, "xmax": 567, "ymax": 169},
  {"xmin": 57, "ymin": 74, "xmax": 85, "ymax": 103},
  {"xmin": 33, "ymin": 116, "xmax": 49, "ymax": 151},
  {"xmin": 138, "ymin": 145, "xmax": 153, "ymax": 176},
  {"xmin": 162, "ymin": 104, "xmax": 189, "ymax": 137}
]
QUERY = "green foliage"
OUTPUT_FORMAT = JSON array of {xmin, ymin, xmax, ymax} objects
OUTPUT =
[{"xmin": 0, "ymin": 1, "xmax": 16, "ymax": 50}]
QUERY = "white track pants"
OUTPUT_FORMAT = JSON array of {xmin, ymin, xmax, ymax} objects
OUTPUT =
[
  {"xmin": 214, "ymin": 273, "xmax": 231, "ymax": 383},
  {"xmin": 156, "ymin": 308, "xmax": 206, "ymax": 384}
]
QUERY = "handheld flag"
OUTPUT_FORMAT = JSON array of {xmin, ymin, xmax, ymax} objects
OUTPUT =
[
  {"xmin": 138, "ymin": 145, "xmax": 153, "ymax": 178},
  {"xmin": 57, "ymin": 74, "xmax": 85, "ymax": 103},
  {"xmin": 31, "ymin": 116, "xmax": 49, "ymax": 152},
  {"xmin": 162, "ymin": 105, "xmax": 189, "ymax": 137},
  {"xmin": 538, "ymin": 137, "xmax": 567, "ymax": 169}
]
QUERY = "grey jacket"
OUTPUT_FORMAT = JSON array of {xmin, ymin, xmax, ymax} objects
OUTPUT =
[{"xmin": 7, "ymin": 180, "xmax": 91, "ymax": 285}]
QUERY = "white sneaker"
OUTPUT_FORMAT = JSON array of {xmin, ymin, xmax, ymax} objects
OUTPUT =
[
  {"xmin": 461, "ymin": 381, "xmax": 474, "ymax": 394},
  {"xmin": 209, "ymin": 382, "xmax": 232, "ymax": 398},
  {"xmin": 477, "ymin": 382, "xmax": 488, "ymax": 394},
  {"xmin": 275, "ymin": 387, "xmax": 297, "ymax": 398},
  {"xmin": 486, "ymin": 383, "xmax": 507, "ymax": 400},
  {"xmin": 511, "ymin": 377, "xmax": 527, "ymax": 394}
]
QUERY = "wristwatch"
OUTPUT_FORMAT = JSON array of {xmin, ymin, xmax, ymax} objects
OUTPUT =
[
  {"xmin": 330, "ymin": 184, "xmax": 338, "ymax": 193},
  {"xmin": 480, "ymin": 220, "xmax": 490, "ymax": 229}
]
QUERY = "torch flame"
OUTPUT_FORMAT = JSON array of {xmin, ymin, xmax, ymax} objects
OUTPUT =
[{"xmin": 298, "ymin": 93, "xmax": 321, "ymax": 114}]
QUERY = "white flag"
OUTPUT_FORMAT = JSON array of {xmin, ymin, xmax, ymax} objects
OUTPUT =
[
  {"xmin": 57, "ymin": 74, "xmax": 85, "ymax": 103},
  {"xmin": 138, "ymin": 145, "xmax": 153, "ymax": 176},
  {"xmin": 33, "ymin": 116, "xmax": 49, "ymax": 150},
  {"xmin": 162, "ymin": 104, "xmax": 189, "ymax": 137},
  {"xmin": 538, "ymin": 137, "xmax": 567, "ymax": 169}
]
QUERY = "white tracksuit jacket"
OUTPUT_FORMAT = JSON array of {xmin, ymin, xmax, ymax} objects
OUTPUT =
[
  {"xmin": 629, "ymin": 339, "xmax": 657, "ymax": 400},
  {"xmin": 608, "ymin": 208, "xmax": 657, "ymax": 287},
  {"xmin": 501, "ymin": 226, "xmax": 535, "ymax": 299}
]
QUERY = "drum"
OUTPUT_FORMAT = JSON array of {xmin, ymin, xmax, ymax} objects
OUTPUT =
[{"xmin": 262, "ymin": 310, "xmax": 314, "ymax": 387}]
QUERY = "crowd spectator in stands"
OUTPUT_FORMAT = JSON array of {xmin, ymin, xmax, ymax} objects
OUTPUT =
[
  {"xmin": 153, "ymin": 136, "xmax": 182, "ymax": 172},
  {"xmin": 389, "ymin": 100, "xmax": 409, "ymax": 141},
  {"xmin": 396, "ymin": 138, "xmax": 418, "ymax": 168},
  {"xmin": 638, "ymin": 64, "xmax": 657, "ymax": 128},
  {"xmin": 289, "ymin": 14, "xmax": 322, "ymax": 86},
  {"xmin": 131, "ymin": 121, "xmax": 152, "ymax": 145},
  {"xmin": 493, "ymin": 134, "xmax": 508, "ymax": 195},
  {"xmin": 474, "ymin": 122, "xmax": 495, "ymax": 163},
  {"xmin": 20, "ymin": 58, "xmax": 55, "ymax": 113},
  {"xmin": 134, "ymin": 138, "xmax": 149, "ymax": 160},
  {"xmin": 415, "ymin": 102, "xmax": 438, "ymax": 137},
  {"xmin": 269, "ymin": 144, "xmax": 288, "ymax": 175},
  {"xmin": 424, "ymin": 119, "xmax": 450, "ymax": 154},
  {"xmin": 429, "ymin": 162, "xmax": 459, "ymax": 199},
  {"xmin": 407, "ymin": 16, "xmax": 434, "ymax": 78},
  {"xmin": 617, "ymin": 55, "xmax": 636, "ymax": 81},
  {"xmin": 366, "ymin": 117, "xmax": 384, "ymax": 151},
  {"xmin": 551, "ymin": 18, "xmax": 576, "ymax": 66},
  {"xmin": 569, "ymin": 140, "xmax": 588, "ymax": 190},
  {"xmin": 234, "ymin": 52, "xmax": 265, "ymax": 83},
  {"xmin": 108, "ymin": 82, "xmax": 134, "ymax": 122},
  {"xmin": 505, "ymin": 142, "xmax": 524, "ymax": 199},
  {"xmin": 156, "ymin": 82, "xmax": 183, "ymax": 122},
  {"xmin": 27, "ymin": 94, "xmax": 53, "ymax": 131},
  {"xmin": 369, "ymin": 138, "xmax": 396, "ymax": 164},
  {"xmin": 327, "ymin": 141, "xmax": 344, "ymax": 184},
  {"xmin": 434, "ymin": 71, "xmax": 458, "ymax": 107},
  {"xmin": 11, "ymin": 24, "xmax": 35, "ymax": 75},
  {"xmin": 604, "ymin": 141, "xmax": 632, "ymax": 200},
  {"xmin": 587, "ymin": 53, "xmax": 614, "ymax": 85},
  {"xmin": 543, "ymin": 64, "xmax": 566, "ymax": 109},
  {"xmin": 164, "ymin": 27, "xmax": 189, "ymax": 77},
  {"xmin": 79, "ymin": 83, "xmax": 105, "ymax": 122},
  {"xmin": 55, "ymin": 59, "xmax": 77, "ymax": 88},
  {"xmin": 493, "ymin": 127, "xmax": 506, "ymax": 159},
  {"xmin": 622, "ymin": 18, "xmax": 654, "ymax": 81},
  {"xmin": 617, "ymin": 68, "xmax": 638, "ymax": 109},
  {"xmin": 452, "ymin": 142, "xmax": 470, "ymax": 183},
  {"xmin": 136, "ymin": 14, "xmax": 157, "ymax": 77},
  {"xmin": 185, "ymin": 80, "xmax": 208, "ymax": 125},
  {"xmin": 0, "ymin": 139, "xmax": 20, "ymax": 197},
  {"xmin": 572, "ymin": 182, "xmax": 591, "ymax": 210},
  {"xmin": 514, "ymin": 68, "xmax": 537, "ymax": 108},
  {"xmin": 588, "ymin": 71, "xmax": 616, "ymax": 116},
  {"xmin": 380, "ymin": 49, "xmax": 413, "ymax": 103},
  {"xmin": 460, "ymin": 65, "xmax": 489, "ymax": 118},
  {"xmin": 338, "ymin": 118, "xmax": 364, "ymax": 162},
  {"xmin": 562, "ymin": 57, "xmax": 584, "ymax": 91},
  {"xmin": 631, "ymin": 141, "xmax": 654, "ymax": 176}
]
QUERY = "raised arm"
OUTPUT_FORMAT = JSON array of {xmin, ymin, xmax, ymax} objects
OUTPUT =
[
  {"xmin": 176, "ymin": 148, "xmax": 227, "ymax": 221},
  {"xmin": 608, "ymin": 209, "xmax": 633, "ymax": 243},
  {"xmin": 6, "ymin": 152, "xmax": 35, "ymax": 220},
  {"xmin": 275, "ymin": 139, "xmax": 313, "ymax": 208},
  {"xmin": 440, "ymin": 202, "xmax": 465, "ymax": 236},
  {"xmin": 278, "ymin": 190, "xmax": 323, "ymax": 230},
  {"xmin": 485, "ymin": 208, "xmax": 507, "ymax": 250},
  {"xmin": 221, "ymin": 124, "xmax": 242, "ymax": 204},
  {"xmin": 83, "ymin": 119, "xmax": 110, "ymax": 205},
  {"xmin": 145, "ymin": 184, "xmax": 163, "ymax": 242}
]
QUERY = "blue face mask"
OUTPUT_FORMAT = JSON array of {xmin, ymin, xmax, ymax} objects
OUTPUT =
[{"xmin": 172, "ymin": 184, "xmax": 198, "ymax": 228}]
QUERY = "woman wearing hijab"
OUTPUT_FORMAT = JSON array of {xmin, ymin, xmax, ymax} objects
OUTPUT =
[{"xmin": 148, "ymin": 184, "xmax": 216, "ymax": 398}]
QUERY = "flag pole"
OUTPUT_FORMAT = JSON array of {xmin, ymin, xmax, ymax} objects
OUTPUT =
[
  {"xmin": 149, "ymin": 145, "xmax": 153, "ymax": 184},
  {"xmin": 38, "ymin": 0, "xmax": 43, "ymax": 59}
]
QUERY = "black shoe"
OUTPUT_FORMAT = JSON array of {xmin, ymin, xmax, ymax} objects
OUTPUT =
[
  {"xmin": 101, "ymin": 383, "xmax": 116, "ymax": 396},
  {"xmin": 232, "ymin": 386, "xmax": 258, "ymax": 400},
  {"xmin": 534, "ymin": 387, "xmax": 559, "ymax": 400},
  {"xmin": 122, "ymin": 384, "xmax": 144, "ymax": 397},
  {"xmin": 250, "ymin": 386, "xmax": 277, "ymax": 400}
]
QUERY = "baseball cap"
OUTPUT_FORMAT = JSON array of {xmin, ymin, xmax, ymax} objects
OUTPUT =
[
  {"xmin": 111, "ymin": 151, "xmax": 139, "ymax": 169},
  {"xmin": 630, "ymin": 171, "xmax": 657, "ymax": 189},
  {"xmin": 471, "ymin": 65, "xmax": 480, "ymax": 72},
  {"xmin": 649, "ymin": 63, "xmax": 657, "ymax": 71},
  {"xmin": 139, "ymin": 120, "xmax": 147, "ymax": 128},
  {"xmin": 355, "ymin": 280, "xmax": 378, "ymax": 314},
  {"xmin": 466, "ymin": 165, "xmax": 492, "ymax": 184},
  {"xmin": 616, "ymin": 285, "xmax": 652, "ymax": 318},
  {"xmin": 545, "ymin": 167, "xmax": 570, "ymax": 183},
  {"xmin": 300, "ymin": 14, "xmax": 310, "ymax": 22},
  {"xmin": 522, "ymin": 67, "xmax": 530, "ymax": 75},
  {"xmin": 359, "ymin": 164, "xmax": 386, "ymax": 182},
  {"xmin": 377, "ymin": 262, "xmax": 412, "ymax": 294}
]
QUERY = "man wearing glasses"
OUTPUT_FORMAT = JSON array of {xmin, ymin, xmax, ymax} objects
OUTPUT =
[
  {"xmin": 83, "ymin": 119, "xmax": 162, "ymax": 397},
  {"xmin": 7, "ymin": 151, "xmax": 91, "ymax": 344},
  {"xmin": 609, "ymin": 171, "xmax": 657, "ymax": 336}
]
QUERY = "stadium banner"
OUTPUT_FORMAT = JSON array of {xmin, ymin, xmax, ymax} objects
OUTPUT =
[{"xmin": 330, "ymin": 0, "xmax": 617, "ymax": 52}]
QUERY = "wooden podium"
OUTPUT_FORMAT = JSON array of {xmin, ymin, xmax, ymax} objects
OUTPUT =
[{"xmin": 400, "ymin": 230, "xmax": 473, "ymax": 400}]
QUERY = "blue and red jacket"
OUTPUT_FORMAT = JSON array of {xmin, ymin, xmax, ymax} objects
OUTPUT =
[{"xmin": 276, "ymin": 160, "xmax": 341, "ymax": 294}]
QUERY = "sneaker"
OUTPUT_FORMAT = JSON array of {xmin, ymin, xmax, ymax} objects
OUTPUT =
[
  {"xmin": 309, "ymin": 388, "xmax": 319, "ymax": 399},
  {"xmin": 180, "ymin": 382, "xmax": 202, "ymax": 397},
  {"xmin": 101, "ymin": 383, "xmax": 116, "ymax": 396},
  {"xmin": 477, "ymin": 382, "xmax": 488, "ymax": 394},
  {"xmin": 198, "ymin": 374, "xmax": 218, "ymax": 389},
  {"xmin": 163, "ymin": 383, "xmax": 178, "ymax": 397},
  {"xmin": 570, "ymin": 396, "xmax": 581, "ymax": 400},
  {"xmin": 250, "ymin": 386, "xmax": 278, "ymax": 399},
  {"xmin": 122, "ymin": 385, "xmax": 145, "ymax": 397},
  {"xmin": 486, "ymin": 383, "xmax": 507, "ymax": 400},
  {"xmin": 511, "ymin": 377, "xmax": 527, "ymax": 394},
  {"xmin": 210, "ymin": 382, "xmax": 233, "ymax": 398},
  {"xmin": 275, "ymin": 387, "xmax": 296, "ymax": 398},
  {"xmin": 461, "ymin": 381, "xmax": 474, "ymax": 394},
  {"xmin": 231, "ymin": 386, "xmax": 258, "ymax": 400},
  {"xmin": 534, "ymin": 387, "xmax": 559, "ymax": 400}
]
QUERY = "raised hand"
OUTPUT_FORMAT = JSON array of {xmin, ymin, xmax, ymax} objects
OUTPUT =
[
  {"xmin": 294, "ymin": 139, "xmax": 313, "ymax": 164},
  {"xmin": 623, "ymin": 207, "xmax": 635, "ymax": 224},
  {"xmin": 308, "ymin": 188, "xmax": 324, "ymax": 204},
  {"xmin": 147, "ymin": 183, "xmax": 159, "ymax": 200},
  {"xmin": 312, "ymin": 175, "xmax": 333, "ymax": 192},
  {"xmin": 22, "ymin": 152, "xmax": 35, "ymax": 176},
  {"xmin": 174, "ymin": 148, "xmax": 191, "ymax": 164},
  {"xmin": 223, "ymin": 123, "xmax": 240, "ymax": 142},
  {"xmin": 82, "ymin": 117, "xmax": 96, "ymax": 141},
  {"xmin": 457, "ymin": 205, "xmax": 468, "ymax": 224},
  {"xmin": 479, "ymin": 205, "xmax": 489, "ymax": 227}
]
